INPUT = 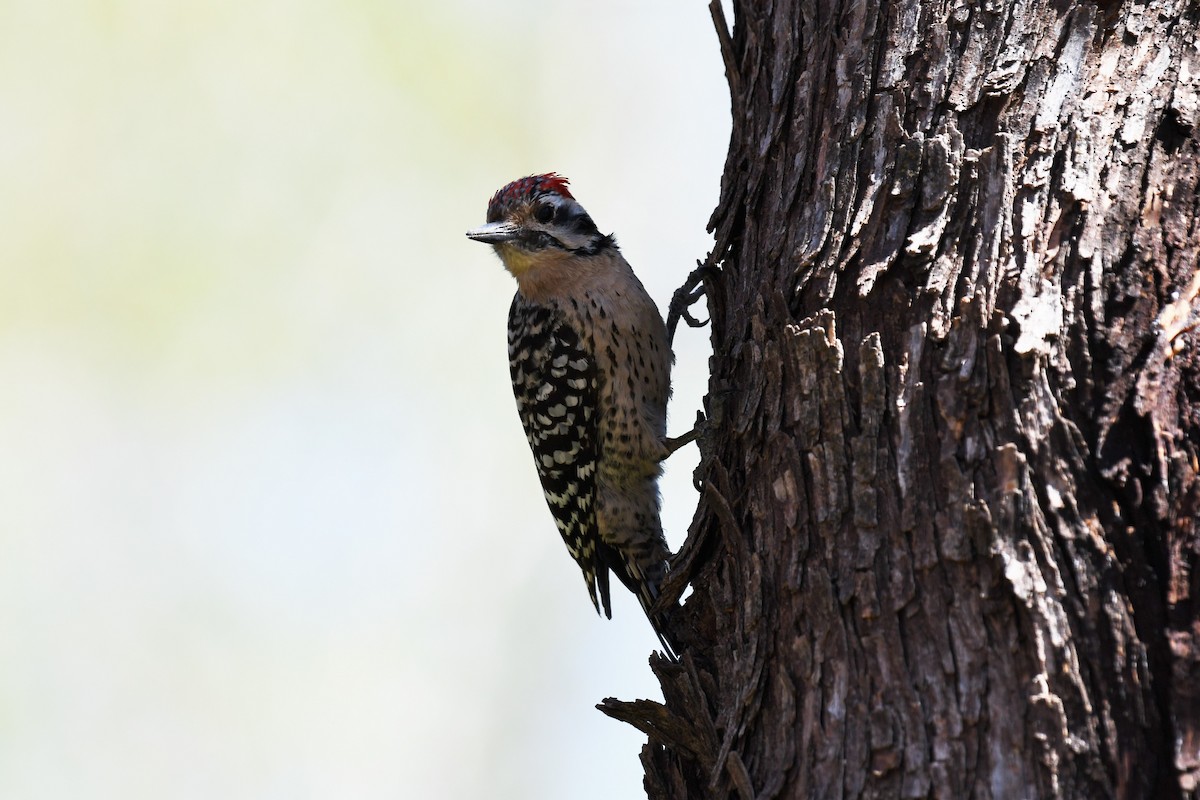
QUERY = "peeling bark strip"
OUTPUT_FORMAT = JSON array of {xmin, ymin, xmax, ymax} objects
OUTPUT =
[{"xmin": 608, "ymin": 1, "xmax": 1200, "ymax": 798}]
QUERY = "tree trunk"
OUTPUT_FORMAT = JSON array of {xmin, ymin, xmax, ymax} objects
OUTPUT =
[{"xmin": 601, "ymin": 1, "xmax": 1200, "ymax": 797}]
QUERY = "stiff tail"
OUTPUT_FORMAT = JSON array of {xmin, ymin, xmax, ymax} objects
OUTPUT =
[
  {"xmin": 637, "ymin": 590, "xmax": 679, "ymax": 661},
  {"xmin": 594, "ymin": 542, "xmax": 680, "ymax": 660},
  {"xmin": 626, "ymin": 557, "xmax": 680, "ymax": 661}
]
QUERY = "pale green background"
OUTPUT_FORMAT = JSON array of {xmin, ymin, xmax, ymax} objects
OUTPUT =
[{"xmin": 0, "ymin": 1, "xmax": 729, "ymax": 797}]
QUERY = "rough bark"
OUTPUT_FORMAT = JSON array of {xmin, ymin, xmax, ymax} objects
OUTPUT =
[{"xmin": 600, "ymin": 1, "xmax": 1200, "ymax": 798}]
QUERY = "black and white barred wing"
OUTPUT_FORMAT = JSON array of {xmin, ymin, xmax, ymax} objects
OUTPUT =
[{"xmin": 507, "ymin": 298, "xmax": 611, "ymax": 616}]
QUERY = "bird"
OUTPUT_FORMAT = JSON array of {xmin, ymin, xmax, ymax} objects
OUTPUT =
[{"xmin": 466, "ymin": 173, "xmax": 679, "ymax": 657}]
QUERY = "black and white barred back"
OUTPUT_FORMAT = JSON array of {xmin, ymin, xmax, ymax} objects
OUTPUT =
[
  {"xmin": 507, "ymin": 291, "xmax": 676, "ymax": 637},
  {"xmin": 506, "ymin": 295, "xmax": 614, "ymax": 612}
]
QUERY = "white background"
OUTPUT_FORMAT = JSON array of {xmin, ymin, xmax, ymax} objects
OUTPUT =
[{"xmin": 0, "ymin": 1, "xmax": 730, "ymax": 797}]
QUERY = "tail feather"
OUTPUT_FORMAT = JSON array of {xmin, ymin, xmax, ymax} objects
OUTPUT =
[
  {"xmin": 638, "ymin": 593, "xmax": 679, "ymax": 661},
  {"xmin": 607, "ymin": 546, "xmax": 679, "ymax": 660},
  {"xmin": 594, "ymin": 558, "xmax": 613, "ymax": 619}
]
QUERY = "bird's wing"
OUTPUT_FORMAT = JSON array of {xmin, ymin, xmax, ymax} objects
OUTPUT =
[{"xmin": 507, "ymin": 296, "xmax": 610, "ymax": 617}]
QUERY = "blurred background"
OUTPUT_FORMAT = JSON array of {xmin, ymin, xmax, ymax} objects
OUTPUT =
[{"xmin": 0, "ymin": 1, "xmax": 728, "ymax": 797}]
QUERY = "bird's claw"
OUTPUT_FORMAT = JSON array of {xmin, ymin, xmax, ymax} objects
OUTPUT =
[{"xmin": 667, "ymin": 263, "xmax": 717, "ymax": 346}]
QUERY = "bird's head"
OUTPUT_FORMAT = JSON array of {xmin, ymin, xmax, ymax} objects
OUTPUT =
[{"xmin": 466, "ymin": 173, "xmax": 615, "ymax": 279}]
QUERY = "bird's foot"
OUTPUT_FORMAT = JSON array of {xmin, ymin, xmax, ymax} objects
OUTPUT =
[{"xmin": 667, "ymin": 262, "xmax": 717, "ymax": 346}]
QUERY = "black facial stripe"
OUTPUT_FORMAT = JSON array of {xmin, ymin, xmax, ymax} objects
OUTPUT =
[
  {"xmin": 567, "ymin": 233, "xmax": 615, "ymax": 256},
  {"xmin": 527, "ymin": 230, "xmax": 558, "ymax": 250},
  {"xmin": 508, "ymin": 230, "xmax": 613, "ymax": 256}
]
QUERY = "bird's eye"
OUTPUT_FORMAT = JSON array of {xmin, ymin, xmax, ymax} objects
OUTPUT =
[{"xmin": 534, "ymin": 203, "xmax": 555, "ymax": 224}]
